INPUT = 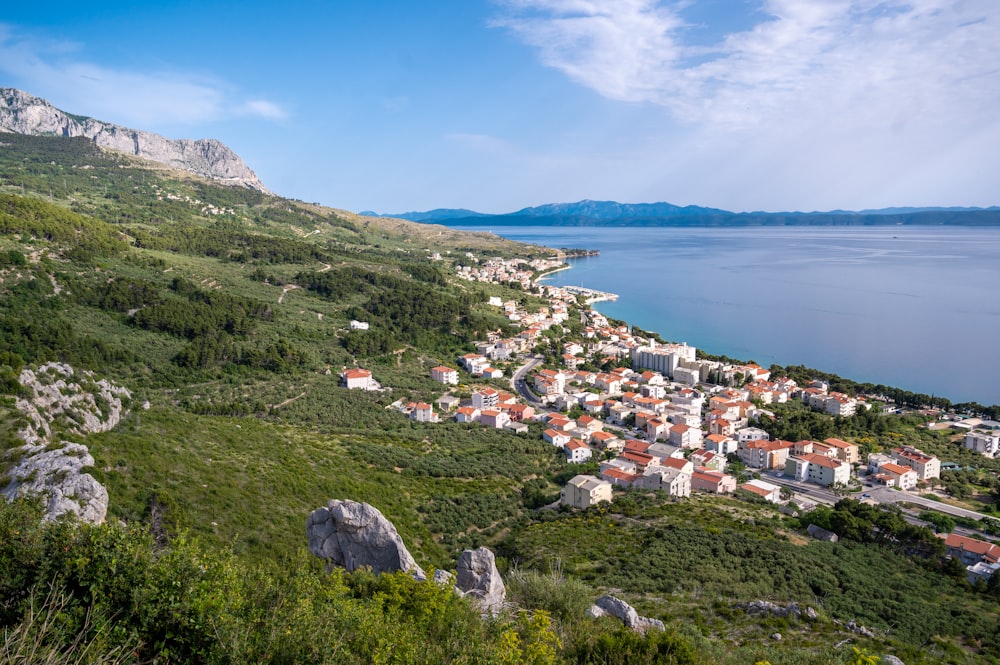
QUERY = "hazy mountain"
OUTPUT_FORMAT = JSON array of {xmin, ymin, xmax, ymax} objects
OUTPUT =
[
  {"xmin": 361, "ymin": 207, "xmax": 490, "ymax": 221},
  {"xmin": 375, "ymin": 199, "xmax": 1000, "ymax": 227},
  {"xmin": 0, "ymin": 87, "xmax": 269, "ymax": 192}
]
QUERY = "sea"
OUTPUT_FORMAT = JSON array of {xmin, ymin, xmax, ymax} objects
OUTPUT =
[{"xmin": 454, "ymin": 224, "xmax": 1000, "ymax": 407}]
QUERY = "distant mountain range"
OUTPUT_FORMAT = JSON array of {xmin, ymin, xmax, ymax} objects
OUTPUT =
[
  {"xmin": 0, "ymin": 88, "xmax": 268, "ymax": 192},
  {"xmin": 367, "ymin": 199, "xmax": 1000, "ymax": 227}
]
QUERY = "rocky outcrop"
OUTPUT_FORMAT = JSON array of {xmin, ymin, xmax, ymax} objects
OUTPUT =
[
  {"xmin": 587, "ymin": 595, "xmax": 664, "ymax": 632},
  {"xmin": 881, "ymin": 656, "xmax": 905, "ymax": 665},
  {"xmin": 2, "ymin": 363, "xmax": 129, "ymax": 524},
  {"xmin": 2, "ymin": 443, "xmax": 108, "ymax": 523},
  {"xmin": 306, "ymin": 499, "xmax": 425, "ymax": 579},
  {"xmin": 736, "ymin": 600, "xmax": 818, "ymax": 621},
  {"xmin": 455, "ymin": 547, "xmax": 506, "ymax": 616},
  {"xmin": 0, "ymin": 88, "xmax": 269, "ymax": 192},
  {"xmin": 15, "ymin": 363, "xmax": 131, "ymax": 445}
]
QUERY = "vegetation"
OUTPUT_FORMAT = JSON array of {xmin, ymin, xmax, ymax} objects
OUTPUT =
[{"xmin": 1, "ymin": 131, "xmax": 998, "ymax": 663}]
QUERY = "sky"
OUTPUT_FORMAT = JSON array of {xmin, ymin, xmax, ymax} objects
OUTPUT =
[{"xmin": 2, "ymin": 0, "xmax": 999, "ymax": 215}]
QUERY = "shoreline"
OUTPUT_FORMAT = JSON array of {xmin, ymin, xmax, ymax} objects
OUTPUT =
[{"xmin": 519, "ymin": 232, "xmax": 999, "ymax": 409}]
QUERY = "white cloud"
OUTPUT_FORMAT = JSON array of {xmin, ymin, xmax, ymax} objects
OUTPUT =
[
  {"xmin": 495, "ymin": 0, "xmax": 1000, "ymax": 129},
  {"xmin": 0, "ymin": 25, "xmax": 288, "ymax": 128},
  {"xmin": 493, "ymin": 0, "xmax": 1000, "ymax": 209}
]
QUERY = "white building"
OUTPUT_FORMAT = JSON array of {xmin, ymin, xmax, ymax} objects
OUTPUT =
[
  {"xmin": 561, "ymin": 475, "xmax": 613, "ymax": 509},
  {"xmin": 964, "ymin": 431, "xmax": 1000, "ymax": 457},
  {"xmin": 630, "ymin": 342, "xmax": 697, "ymax": 379}
]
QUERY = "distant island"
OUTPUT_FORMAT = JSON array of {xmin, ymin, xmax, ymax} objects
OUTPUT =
[{"xmin": 368, "ymin": 199, "xmax": 1000, "ymax": 227}]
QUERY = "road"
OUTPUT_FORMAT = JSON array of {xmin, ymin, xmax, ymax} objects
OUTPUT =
[
  {"xmin": 862, "ymin": 486, "xmax": 995, "ymax": 521},
  {"xmin": 511, "ymin": 354, "xmax": 545, "ymax": 407}
]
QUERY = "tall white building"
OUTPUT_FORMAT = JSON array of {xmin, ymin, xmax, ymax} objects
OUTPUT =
[{"xmin": 630, "ymin": 342, "xmax": 697, "ymax": 379}]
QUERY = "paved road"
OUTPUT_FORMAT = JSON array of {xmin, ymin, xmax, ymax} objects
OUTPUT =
[
  {"xmin": 863, "ymin": 486, "xmax": 994, "ymax": 521},
  {"xmin": 511, "ymin": 355, "xmax": 545, "ymax": 407}
]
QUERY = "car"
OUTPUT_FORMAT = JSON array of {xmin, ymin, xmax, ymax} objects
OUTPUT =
[{"xmin": 861, "ymin": 493, "xmax": 871, "ymax": 499}]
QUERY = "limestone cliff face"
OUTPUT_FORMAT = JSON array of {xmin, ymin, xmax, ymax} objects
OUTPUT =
[{"xmin": 0, "ymin": 88, "xmax": 269, "ymax": 192}]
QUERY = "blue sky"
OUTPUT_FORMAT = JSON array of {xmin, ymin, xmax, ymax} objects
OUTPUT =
[{"xmin": 2, "ymin": 0, "xmax": 998, "ymax": 214}]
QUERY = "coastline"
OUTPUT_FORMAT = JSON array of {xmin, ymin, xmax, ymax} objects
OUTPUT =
[{"xmin": 507, "ymin": 226, "xmax": 1000, "ymax": 409}]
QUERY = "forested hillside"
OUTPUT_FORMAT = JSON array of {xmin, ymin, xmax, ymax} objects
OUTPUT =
[{"xmin": 1, "ymin": 132, "xmax": 997, "ymax": 664}]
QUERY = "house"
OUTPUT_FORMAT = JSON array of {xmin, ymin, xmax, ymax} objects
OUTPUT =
[
  {"xmin": 472, "ymin": 388, "xmax": 500, "ymax": 410},
  {"xmin": 807, "ymin": 524, "xmax": 839, "ymax": 542},
  {"xmin": 668, "ymin": 423, "xmax": 703, "ymax": 449},
  {"xmin": 945, "ymin": 534, "xmax": 1000, "ymax": 566},
  {"xmin": 738, "ymin": 479, "xmax": 782, "ymax": 502},
  {"xmin": 659, "ymin": 456, "xmax": 695, "ymax": 475},
  {"xmin": 601, "ymin": 468, "xmax": 642, "ymax": 487},
  {"xmin": 823, "ymin": 438, "xmax": 860, "ymax": 464},
  {"xmin": 455, "ymin": 407, "xmax": 481, "ymax": 423},
  {"xmin": 689, "ymin": 449, "xmax": 725, "ymax": 472},
  {"xmin": 479, "ymin": 409, "xmax": 510, "ymax": 429},
  {"xmin": 431, "ymin": 366, "xmax": 459, "ymax": 385},
  {"xmin": 349, "ymin": 320, "xmax": 369, "ymax": 330},
  {"xmin": 705, "ymin": 434, "xmax": 738, "ymax": 456},
  {"xmin": 543, "ymin": 429, "xmax": 572, "ymax": 447},
  {"xmin": 736, "ymin": 427, "xmax": 770, "ymax": 443},
  {"xmin": 459, "ymin": 353, "xmax": 490, "ymax": 375},
  {"xmin": 576, "ymin": 415, "xmax": 603, "ymax": 433},
  {"xmin": 880, "ymin": 462, "xmax": 918, "ymax": 490},
  {"xmin": 341, "ymin": 368, "xmax": 375, "ymax": 390},
  {"xmin": 564, "ymin": 439, "xmax": 594, "ymax": 464},
  {"xmin": 891, "ymin": 446, "xmax": 941, "ymax": 481},
  {"xmin": 561, "ymin": 475, "xmax": 613, "ymax": 509},
  {"xmin": 691, "ymin": 468, "xmax": 736, "ymax": 494},
  {"xmin": 635, "ymin": 467, "xmax": 691, "ymax": 497},
  {"xmin": 784, "ymin": 454, "xmax": 850, "ymax": 487},
  {"xmin": 739, "ymin": 440, "xmax": 793, "ymax": 470},
  {"xmin": 585, "ymin": 434, "xmax": 617, "ymax": 455},
  {"xmin": 436, "ymin": 394, "xmax": 460, "ymax": 412},
  {"xmin": 964, "ymin": 431, "xmax": 1000, "ymax": 457},
  {"xmin": 507, "ymin": 404, "xmax": 535, "ymax": 422},
  {"xmin": 411, "ymin": 402, "xmax": 435, "ymax": 423},
  {"xmin": 546, "ymin": 415, "xmax": 576, "ymax": 431},
  {"xmin": 478, "ymin": 367, "xmax": 503, "ymax": 379}
]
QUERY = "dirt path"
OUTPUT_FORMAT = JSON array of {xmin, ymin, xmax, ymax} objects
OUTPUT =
[
  {"xmin": 278, "ymin": 284, "xmax": 298, "ymax": 304},
  {"xmin": 271, "ymin": 391, "xmax": 307, "ymax": 410}
]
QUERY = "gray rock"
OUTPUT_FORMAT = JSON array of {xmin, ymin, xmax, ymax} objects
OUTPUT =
[
  {"xmin": 14, "ymin": 363, "xmax": 131, "ymax": 446},
  {"xmin": 2, "ymin": 443, "xmax": 108, "ymax": 524},
  {"xmin": 455, "ymin": 547, "xmax": 506, "ymax": 616},
  {"xmin": 771, "ymin": 633, "xmax": 782, "ymax": 641},
  {"xmin": 0, "ymin": 88, "xmax": 269, "ymax": 192},
  {"xmin": 591, "ymin": 595, "xmax": 663, "ymax": 632},
  {"xmin": 433, "ymin": 569, "xmax": 454, "ymax": 586},
  {"xmin": 847, "ymin": 620, "xmax": 876, "ymax": 638},
  {"xmin": 737, "ymin": 600, "xmax": 816, "ymax": 620},
  {"xmin": 881, "ymin": 656, "xmax": 905, "ymax": 665},
  {"xmin": 306, "ymin": 499, "xmax": 425, "ymax": 579}
]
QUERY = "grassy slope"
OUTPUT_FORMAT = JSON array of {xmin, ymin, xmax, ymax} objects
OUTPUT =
[{"xmin": 1, "ymin": 132, "xmax": 998, "ymax": 664}]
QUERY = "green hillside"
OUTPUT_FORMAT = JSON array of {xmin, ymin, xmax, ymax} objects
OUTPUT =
[{"xmin": 1, "ymin": 132, "xmax": 998, "ymax": 664}]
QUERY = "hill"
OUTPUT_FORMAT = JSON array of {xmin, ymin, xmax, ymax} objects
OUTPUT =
[
  {"xmin": 1, "ymin": 121, "xmax": 999, "ymax": 663},
  {"xmin": 377, "ymin": 199, "xmax": 1000, "ymax": 227}
]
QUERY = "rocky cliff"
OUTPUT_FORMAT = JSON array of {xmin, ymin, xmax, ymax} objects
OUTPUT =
[{"xmin": 0, "ymin": 88, "xmax": 269, "ymax": 192}]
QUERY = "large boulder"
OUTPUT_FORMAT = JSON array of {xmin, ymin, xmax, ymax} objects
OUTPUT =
[
  {"xmin": 2, "ymin": 443, "xmax": 108, "ymax": 524},
  {"xmin": 455, "ymin": 547, "xmax": 506, "ymax": 615},
  {"xmin": 588, "ymin": 595, "xmax": 664, "ymax": 632},
  {"xmin": 306, "ymin": 499, "xmax": 425, "ymax": 579}
]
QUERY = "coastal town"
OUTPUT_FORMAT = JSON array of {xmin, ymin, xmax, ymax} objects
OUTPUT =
[{"xmin": 341, "ymin": 252, "xmax": 1000, "ymax": 585}]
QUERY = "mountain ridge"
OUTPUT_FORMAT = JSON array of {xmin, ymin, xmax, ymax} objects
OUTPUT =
[
  {"xmin": 0, "ymin": 87, "xmax": 269, "ymax": 193},
  {"xmin": 374, "ymin": 199, "xmax": 1000, "ymax": 226}
]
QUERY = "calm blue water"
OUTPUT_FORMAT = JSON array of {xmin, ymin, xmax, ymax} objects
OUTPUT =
[{"xmin": 460, "ymin": 225, "xmax": 1000, "ymax": 406}]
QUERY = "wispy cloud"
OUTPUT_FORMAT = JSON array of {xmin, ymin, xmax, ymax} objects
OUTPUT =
[
  {"xmin": 0, "ymin": 25, "xmax": 288, "ymax": 128},
  {"xmin": 493, "ymin": 0, "xmax": 1000, "ymax": 131}
]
